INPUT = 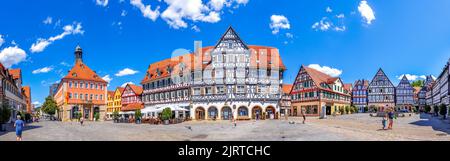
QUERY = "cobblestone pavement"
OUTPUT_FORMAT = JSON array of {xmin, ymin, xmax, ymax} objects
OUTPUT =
[{"xmin": 1, "ymin": 113, "xmax": 449, "ymax": 141}]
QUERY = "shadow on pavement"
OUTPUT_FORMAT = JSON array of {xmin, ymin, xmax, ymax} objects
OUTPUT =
[
  {"xmin": 409, "ymin": 113, "xmax": 450, "ymax": 135},
  {"xmin": 0, "ymin": 123, "xmax": 42, "ymax": 136}
]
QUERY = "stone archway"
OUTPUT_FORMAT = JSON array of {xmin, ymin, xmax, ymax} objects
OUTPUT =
[
  {"xmin": 237, "ymin": 106, "xmax": 249, "ymax": 119},
  {"xmin": 207, "ymin": 106, "xmax": 218, "ymax": 120},
  {"xmin": 195, "ymin": 107, "xmax": 206, "ymax": 120},
  {"xmin": 265, "ymin": 106, "xmax": 276, "ymax": 119},
  {"xmin": 221, "ymin": 106, "xmax": 232, "ymax": 120},
  {"xmin": 252, "ymin": 106, "xmax": 262, "ymax": 120}
]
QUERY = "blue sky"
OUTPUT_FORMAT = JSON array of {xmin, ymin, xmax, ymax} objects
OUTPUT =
[{"xmin": 1, "ymin": 0, "xmax": 450, "ymax": 107}]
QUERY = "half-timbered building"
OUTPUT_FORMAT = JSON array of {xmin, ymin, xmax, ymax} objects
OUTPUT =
[
  {"xmin": 352, "ymin": 79, "xmax": 369, "ymax": 112},
  {"xmin": 395, "ymin": 75, "xmax": 415, "ymax": 111},
  {"xmin": 367, "ymin": 68, "xmax": 395, "ymax": 111}
]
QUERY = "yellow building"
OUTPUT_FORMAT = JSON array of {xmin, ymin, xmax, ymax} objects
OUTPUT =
[
  {"xmin": 106, "ymin": 91, "xmax": 114, "ymax": 118},
  {"xmin": 113, "ymin": 87, "xmax": 125, "ymax": 113}
]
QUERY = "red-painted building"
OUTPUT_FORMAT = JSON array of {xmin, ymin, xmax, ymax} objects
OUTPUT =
[{"xmin": 121, "ymin": 84, "xmax": 143, "ymax": 112}]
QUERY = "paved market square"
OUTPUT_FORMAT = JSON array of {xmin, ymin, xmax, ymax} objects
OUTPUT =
[{"xmin": 1, "ymin": 113, "xmax": 450, "ymax": 141}]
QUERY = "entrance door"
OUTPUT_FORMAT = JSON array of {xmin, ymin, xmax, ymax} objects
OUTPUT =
[
  {"xmin": 326, "ymin": 106, "xmax": 331, "ymax": 115},
  {"xmin": 195, "ymin": 107, "xmax": 205, "ymax": 120},
  {"xmin": 93, "ymin": 107, "xmax": 100, "ymax": 121},
  {"xmin": 222, "ymin": 106, "xmax": 232, "ymax": 120},
  {"xmin": 252, "ymin": 106, "xmax": 262, "ymax": 119},
  {"xmin": 84, "ymin": 108, "xmax": 91, "ymax": 119}
]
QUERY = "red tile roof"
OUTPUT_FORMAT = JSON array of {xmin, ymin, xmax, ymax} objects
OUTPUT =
[
  {"xmin": 63, "ymin": 61, "xmax": 107, "ymax": 83},
  {"xmin": 8, "ymin": 69, "xmax": 21, "ymax": 80},
  {"xmin": 121, "ymin": 103, "xmax": 144, "ymax": 111},
  {"xmin": 343, "ymin": 83, "xmax": 353, "ymax": 91},
  {"xmin": 127, "ymin": 84, "xmax": 143, "ymax": 95},
  {"xmin": 282, "ymin": 84, "xmax": 293, "ymax": 94},
  {"xmin": 107, "ymin": 91, "xmax": 115, "ymax": 97},
  {"xmin": 116, "ymin": 87, "xmax": 125, "ymax": 94},
  {"xmin": 302, "ymin": 65, "xmax": 350, "ymax": 96}
]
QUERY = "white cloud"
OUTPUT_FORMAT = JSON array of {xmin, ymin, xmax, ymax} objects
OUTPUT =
[
  {"xmin": 0, "ymin": 34, "xmax": 4, "ymax": 47},
  {"xmin": 326, "ymin": 6, "xmax": 332, "ymax": 13},
  {"xmin": 398, "ymin": 74, "xmax": 429, "ymax": 81},
  {"xmin": 312, "ymin": 17, "xmax": 332, "ymax": 31},
  {"xmin": 130, "ymin": 0, "xmax": 160, "ymax": 21},
  {"xmin": 60, "ymin": 61, "xmax": 71, "ymax": 67},
  {"xmin": 312, "ymin": 17, "xmax": 346, "ymax": 32},
  {"xmin": 191, "ymin": 25, "xmax": 201, "ymax": 32},
  {"xmin": 161, "ymin": 0, "xmax": 221, "ymax": 29},
  {"xmin": 121, "ymin": 10, "xmax": 127, "ymax": 17},
  {"xmin": 102, "ymin": 74, "xmax": 112, "ymax": 83},
  {"xmin": 43, "ymin": 17, "xmax": 53, "ymax": 25},
  {"xmin": 0, "ymin": 46, "xmax": 27, "ymax": 68},
  {"xmin": 32, "ymin": 66, "xmax": 54, "ymax": 74},
  {"xmin": 96, "ymin": 0, "xmax": 109, "ymax": 7},
  {"xmin": 32, "ymin": 101, "xmax": 41, "ymax": 105},
  {"xmin": 336, "ymin": 13, "xmax": 345, "ymax": 19},
  {"xmin": 308, "ymin": 64, "xmax": 342, "ymax": 77},
  {"xmin": 270, "ymin": 15, "xmax": 290, "ymax": 34},
  {"xmin": 358, "ymin": 0, "xmax": 375, "ymax": 25},
  {"xmin": 115, "ymin": 68, "xmax": 139, "ymax": 76},
  {"xmin": 30, "ymin": 22, "xmax": 84, "ymax": 53},
  {"xmin": 431, "ymin": 75, "xmax": 437, "ymax": 80},
  {"xmin": 285, "ymin": 33, "xmax": 293, "ymax": 39},
  {"xmin": 121, "ymin": 82, "xmax": 135, "ymax": 87}
]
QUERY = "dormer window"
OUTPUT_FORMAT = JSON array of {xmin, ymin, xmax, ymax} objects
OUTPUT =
[{"xmin": 72, "ymin": 73, "xmax": 77, "ymax": 77}]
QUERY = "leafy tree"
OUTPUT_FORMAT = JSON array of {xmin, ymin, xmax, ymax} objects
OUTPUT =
[
  {"xmin": 424, "ymin": 105, "xmax": 431, "ymax": 113},
  {"xmin": 135, "ymin": 109, "xmax": 142, "ymax": 120},
  {"xmin": 411, "ymin": 80, "xmax": 424, "ymax": 87},
  {"xmin": 161, "ymin": 107, "xmax": 172, "ymax": 121},
  {"xmin": 112, "ymin": 111, "xmax": 120, "ymax": 121},
  {"xmin": 0, "ymin": 103, "xmax": 12, "ymax": 124},
  {"xmin": 42, "ymin": 96, "xmax": 58, "ymax": 119},
  {"xmin": 439, "ymin": 104, "xmax": 447, "ymax": 119}
]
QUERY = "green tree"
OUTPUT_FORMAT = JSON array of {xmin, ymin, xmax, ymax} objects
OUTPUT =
[
  {"xmin": 439, "ymin": 104, "xmax": 447, "ymax": 119},
  {"xmin": 424, "ymin": 105, "xmax": 431, "ymax": 113},
  {"xmin": 94, "ymin": 112, "xmax": 100, "ymax": 121},
  {"xmin": 0, "ymin": 102, "xmax": 12, "ymax": 124},
  {"xmin": 161, "ymin": 107, "xmax": 172, "ymax": 121},
  {"xmin": 42, "ymin": 96, "xmax": 58, "ymax": 119},
  {"xmin": 411, "ymin": 80, "xmax": 424, "ymax": 87}
]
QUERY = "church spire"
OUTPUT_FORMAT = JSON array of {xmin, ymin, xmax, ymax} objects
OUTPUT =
[{"xmin": 75, "ymin": 44, "xmax": 83, "ymax": 63}]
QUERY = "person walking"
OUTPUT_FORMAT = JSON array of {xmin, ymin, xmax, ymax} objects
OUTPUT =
[
  {"xmin": 301, "ymin": 109, "xmax": 306, "ymax": 124},
  {"xmin": 14, "ymin": 115, "xmax": 25, "ymax": 141},
  {"xmin": 80, "ymin": 117, "xmax": 84, "ymax": 126},
  {"xmin": 388, "ymin": 110, "xmax": 394, "ymax": 130},
  {"xmin": 382, "ymin": 114, "xmax": 388, "ymax": 130}
]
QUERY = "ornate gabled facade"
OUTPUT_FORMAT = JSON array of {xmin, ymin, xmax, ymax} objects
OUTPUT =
[
  {"xmin": 419, "ymin": 75, "xmax": 435, "ymax": 109},
  {"xmin": 121, "ymin": 84, "xmax": 143, "ymax": 113},
  {"xmin": 54, "ymin": 45, "xmax": 108, "ymax": 121},
  {"xmin": 367, "ymin": 68, "xmax": 395, "ymax": 111},
  {"xmin": 280, "ymin": 84, "xmax": 292, "ymax": 118},
  {"xmin": 352, "ymin": 79, "xmax": 369, "ymax": 112},
  {"xmin": 290, "ymin": 65, "xmax": 351, "ymax": 117},
  {"xmin": 429, "ymin": 59, "xmax": 449, "ymax": 109},
  {"xmin": 140, "ymin": 26, "xmax": 286, "ymax": 120},
  {"xmin": 106, "ymin": 90, "xmax": 114, "ymax": 118},
  {"xmin": 395, "ymin": 75, "xmax": 415, "ymax": 110}
]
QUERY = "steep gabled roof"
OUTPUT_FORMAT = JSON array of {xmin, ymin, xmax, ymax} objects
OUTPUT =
[
  {"xmin": 282, "ymin": 84, "xmax": 293, "ymax": 94},
  {"xmin": 126, "ymin": 84, "xmax": 143, "ymax": 95},
  {"xmin": 369, "ymin": 68, "xmax": 394, "ymax": 87},
  {"xmin": 8, "ymin": 69, "xmax": 21, "ymax": 81},
  {"xmin": 63, "ymin": 61, "xmax": 107, "ymax": 83},
  {"xmin": 214, "ymin": 26, "xmax": 249, "ymax": 50},
  {"xmin": 115, "ymin": 87, "xmax": 125, "ymax": 94}
]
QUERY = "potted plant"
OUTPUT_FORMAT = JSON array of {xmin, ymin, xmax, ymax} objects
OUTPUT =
[
  {"xmin": 161, "ymin": 107, "xmax": 172, "ymax": 125},
  {"xmin": 135, "ymin": 109, "xmax": 142, "ymax": 124},
  {"xmin": 0, "ymin": 103, "xmax": 12, "ymax": 131},
  {"xmin": 112, "ymin": 111, "xmax": 119, "ymax": 123}
]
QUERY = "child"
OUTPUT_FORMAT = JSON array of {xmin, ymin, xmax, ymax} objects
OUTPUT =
[{"xmin": 382, "ymin": 115, "xmax": 387, "ymax": 130}]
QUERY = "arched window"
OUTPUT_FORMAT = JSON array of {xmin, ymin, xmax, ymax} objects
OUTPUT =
[{"xmin": 238, "ymin": 106, "xmax": 248, "ymax": 116}]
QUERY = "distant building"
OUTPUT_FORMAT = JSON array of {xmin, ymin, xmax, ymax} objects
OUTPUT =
[
  {"xmin": 280, "ymin": 84, "xmax": 292, "ymax": 118},
  {"xmin": 352, "ymin": 79, "xmax": 369, "ymax": 112},
  {"xmin": 367, "ymin": 68, "xmax": 395, "ymax": 111},
  {"xmin": 106, "ymin": 90, "xmax": 115, "ymax": 119},
  {"xmin": 419, "ymin": 75, "xmax": 435, "ymax": 110},
  {"xmin": 0, "ymin": 64, "xmax": 27, "ymax": 123},
  {"xmin": 395, "ymin": 75, "xmax": 415, "ymax": 111},
  {"xmin": 290, "ymin": 65, "xmax": 351, "ymax": 117},
  {"xmin": 22, "ymin": 86, "xmax": 31, "ymax": 114}
]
